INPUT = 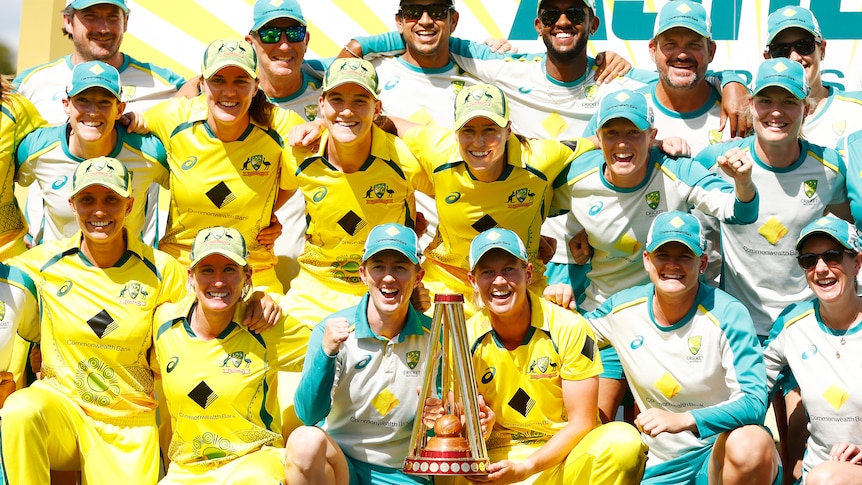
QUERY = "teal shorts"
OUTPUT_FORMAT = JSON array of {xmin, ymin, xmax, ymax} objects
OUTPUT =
[
  {"xmin": 345, "ymin": 455, "xmax": 431, "ymax": 485},
  {"xmin": 642, "ymin": 439, "xmax": 782, "ymax": 485},
  {"xmin": 545, "ymin": 261, "xmax": 590, "ymax": 307}
]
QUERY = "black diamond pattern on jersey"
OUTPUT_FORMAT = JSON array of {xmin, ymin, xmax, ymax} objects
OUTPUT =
[
  {"xmin": 581, "ymin": 335, "xmax": 596, "ymax": 361},
  {"xmin": 472, "ymin": 214, "xmax": 498, "ymax": 233},
  {"xmin": 206, "ymin": 182, "xmax": 237, "ymax": 209},
  {"xmin": 508, "ymin": 388, "xmax": 536, "ymax": 418},
  {"xmin": 87, "ymin": 310, "xmax": 118, "ymax": 339},
  {"xmin": 338, "ymin": 211, "xmax": 366, "ymax": 236},
  {"xmin": 188, "ymin": 382, "xmax": 218, "ymax": 409}
]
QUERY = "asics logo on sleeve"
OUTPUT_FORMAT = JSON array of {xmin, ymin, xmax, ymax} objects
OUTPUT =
[
  {"xmin": 445, "ymin": 192, "xmax": 462, "ymax": 204},
  {"xmin": 181, "ymin": 156, "xmax": 198, "ymax": 170},
  {"xmin": 166, "ymin": 356, "xmax": 179, "ymax": 373},
  {"xmin": 481, "ymin": 367, "xmax": 496, "ymax": 384},
  {"xmin": 801, "ymin": 345, "xmax": 818, "ymax": 360},
  {"xmin": 57, "ymin": 280, "xmax": 73, "ymax": 296},
  {"xmin": 355, "ymin": 354, "xmax": 372, "ymax": 369},
  {"xmin": 52, "ymin": 176, "xmax": 68, "ymax": 190},
  {"xmin": 589, "ymin": 202, "xmax": 603, "ymax": 216},
  {"xmin": 630, "ymin": 335, "xmax": 644, "ymax": 349},
  {"xmin": 313, "ymin": 187, "xmax": 328, "ymax": 203}
]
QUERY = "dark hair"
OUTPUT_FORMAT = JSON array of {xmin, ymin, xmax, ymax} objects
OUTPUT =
[{"xmin": 248, "ymin": 89, "xmax": 274, "ymax": 128}]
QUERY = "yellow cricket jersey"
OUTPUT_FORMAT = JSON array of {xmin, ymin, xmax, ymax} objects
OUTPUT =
[
  {"xmin": 0, "ymin": 93, "xmax": 46, "ymax": 260},
  {"xmin": 11, "ymin": 232, "xmax": 187, "ymax": 421},
  {"xmin": 467, "ymin": 293, "xmax": 602, "ymax": 450},
  {"xmin": 153, "ymin": 296, "xmax": 283, "ymax": 469},
  {"xmin": 282, "ymin": 125, "xmax": 431, "ymax": 294},
  {"xmin": 143, "ymin": 95, "xmax": 304, "ymax": 272},
  {"xmin": 403, "ymin": 125, "xmax": 593, "ymax": 294}
]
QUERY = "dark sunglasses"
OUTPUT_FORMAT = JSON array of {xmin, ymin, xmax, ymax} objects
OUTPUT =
[
  {"xmin": 399, "ymin": 4, "xmax": 453, "ymax": 22},
  {"xmin": 539, "ymin": 7, "xmax": 587, "ymax": 26},
  {"xmin": 766, "ymin": 37, "xmax": 818, "ymax": 58},
  {"xmin": 796, "ymin": 249, "xmax": 855, "ymax": 270},
  {"xmin": 255, "ymin": 25, "xmax": 307, "ymax": 44}
]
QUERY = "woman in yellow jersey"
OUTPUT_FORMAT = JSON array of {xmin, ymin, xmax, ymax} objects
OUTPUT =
[
  {"xmin": 130, "ymin": 39, "xmax": 304, "ymax": 294},
  {"xmin": 0, "ymin": 77, "xmax": 46, "ymax": 260},
  {"xmin": 382, "ymin": 83, "xmax": 596, "ymax": 316},
  {"xmin": 0, "ymin": 157, "xmax": 188, "ymax": 485},
  {"xmin": 279, "ymin": 58, "xmax": 428, "ymax": 329},
  {"xmin": 154, "ymin": 226, "xmax": 307, "ymax": 484}
]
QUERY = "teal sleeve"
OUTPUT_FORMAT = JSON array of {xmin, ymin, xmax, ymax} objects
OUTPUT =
[
  {"xmin": 294, "ymin": 321, "xmax": 338, "ymax": 426},
  {"xmin": 690, "ymin": 298, "xmax": 768, "ymax": 438},
  {"xmin": 673, "ymin": 145, "xmax": 759, "ymax": 224},
  {"xmin": 354, "ymin": 31, "xmax": 407, "ymax": 58}
]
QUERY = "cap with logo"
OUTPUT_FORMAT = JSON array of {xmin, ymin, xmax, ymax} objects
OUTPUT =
[
  {"xmin": 469, "ymin": 228, "xmax": 528, "ymax": 270},
  {"xmin": 190, "ymin": 227, "xmax": 249, "ymax": 268},
  {"xmin": 70, "ymin": 156, "xmax": 131, "ymax": 198},
  {"xmin": 362, "ymin": 223, "xmax": 422, "ymax": 264},
  {"xmin": 453, "ymin": 83, "xmax": 509, "ymax": 130},
  {"xmin": 654, "ymin": 0, "xmax": 711, "ymax": 39},
  {"xmin": 796, "ymin": 216, "xmax": 862, "ymax": 253},
  {"xmin": 67, "ymin": 0, "xmax": 128, "ymax": 13},
  {"xmin": 646, "ymin": 211, "xmax": 706, "ymax": 256},
  {"xmin": 67, "ymin": 61, "xmax": 122, "ymax": 100},
  {"xmin": 597, "ymin": 89, "xmax": 654, "ymax": 130},
  {"xmin": 201, "ymin": 39, "xmax": 258, "ymax": 79},
  {"xmin": 251, "ymin": 0, "xmax": 306, "ymax": 31},
  {"xmin": 751, "ymin": 59, "xmax": 809, "ymax": 99},
  {"xmin": 322, "ymin": 58, "xmax": 379, "ymax": 100},
  {"xmin": 767, "ymin": 6, "xmax": 822, "ymax": 44}
]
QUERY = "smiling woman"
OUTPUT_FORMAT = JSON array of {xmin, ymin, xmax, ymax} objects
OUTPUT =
[{"xmin": 134, "ymin": 38, "xmax": 306, "ymax": 294}]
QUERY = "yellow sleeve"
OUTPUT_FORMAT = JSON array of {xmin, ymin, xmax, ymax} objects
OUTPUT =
[{"xmin": 9, "ymin": 94, "xmax": 47, "ymax": 145}]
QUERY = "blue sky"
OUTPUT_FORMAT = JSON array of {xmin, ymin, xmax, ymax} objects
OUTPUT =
[{"xmin": 1, "ymin": 0, "xmax": 23, "ymax": 66}]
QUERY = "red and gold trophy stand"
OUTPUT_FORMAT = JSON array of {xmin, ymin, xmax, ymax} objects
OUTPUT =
[{"xmin": 403, "ymin": 294, "xmax": 490, "ymax": 477}]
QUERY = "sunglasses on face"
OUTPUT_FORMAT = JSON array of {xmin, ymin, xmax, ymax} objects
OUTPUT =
[
  {"xmin": 766, "ymin": 37, "xmax": 818, "ymax": 58},
  {"xmin": 256, "ymin": 25, "xmax": 307, "ymax": 44},
  {"xmin": 399, "ymin": 4, "xmax": 453, "ymax": 22},
  {"xmin": 539, "ymin": 7, "xmax": 587, "ymax": 27},
  {"xmin": 796, "ymin": 249, "xmax": 855, "ymax": 270}
]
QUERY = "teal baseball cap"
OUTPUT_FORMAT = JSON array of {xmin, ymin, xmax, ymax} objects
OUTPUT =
[
  {"xmin": 362, "ymin": 223, "xmax": 421, "ymax": 264},
  {"xmin": 469, "ymin": 228, "xmax": 528, "ymax": 270},
  {"xmin": 796, "ymin": 216, "xmax": 862, "ymax": 253},
  {"xmin": 597, "ymin": 89, "xmax": 654, "ymax": 130},
  {"xmin": 251, "ymin": 0, "xmax": 306, "ymax": 31},
  {"xmin": 646, "ymin": 211, "xmax": 706, "ymax": 256},
  {"xmin": 67, "ymin": 0, "xmax": 128, "ymax": 13},
  {"xmin": 190, "ymin": 227, "xmax": 249, "ymax": 268},
  {"xmin": 767, "ymin": 6, "xmax": 822, "ymax": 44},
  {"xmin": 71, "ymin": 157, "xmax": 131, "ymax": 198},
  {"xmin": 453, "ymin": 83, "xmax": 510, "ymax": 130},
  {"xmin": 537, "ymin": 0, "xmax": 596, "ymax": 14},
  {"xmin": 67, "ymin": 61, "xmax": 122, "ymax": 100},
  {"xmin": 751, "ymin": 59, "xmax": 809, "ymax": 99},
  {"xmin": 654, "ymin": 0, "xmax": 711, "ymax": 39}
]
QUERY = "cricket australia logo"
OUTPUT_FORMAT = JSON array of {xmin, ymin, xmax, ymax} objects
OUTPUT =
[
  {"xmin": 406, "ymin": 350, "xmax": 420, "ymax": 369},
  {"xmin": 304, "ymin": 104, "xmax": 319, "ymax": 121},
  {"xmin": 803, "ymin": 180, "xmax": 818, "ymax": 199},
  {"xmin": 0, "ymin": 300, "xmax": 6, "ymax": 322},
  {"xmin": 118, "ymin": 281, "xmax": 148, "ymax": 306},
  {"xmin": 527, "ymin": 356, "xmax": 558, "ymax": 379},
  {"xmin": 585, "ymin": 85, "xmax": 598, "ymax": 101},
  {"xmin": 687, "ymin": 336, "xmax": 704, "ymax": 362},
  {"xmin": 646, "ymin": 191, "xmax": 661, "ymax": 210},
  {"xmin": 365, "ymin": 183, "xmax": 396, "ymax": 204},
  {"xmin": 222, "ymin": 351, "xmax": 252, "ymax": 374},
  {"xmin": 507, "ymin": 187, "xmax": 535, "ymax": 208},
  {"xmin": 241, "ymin": 154, "xmax": 271, "ymax": 176}
]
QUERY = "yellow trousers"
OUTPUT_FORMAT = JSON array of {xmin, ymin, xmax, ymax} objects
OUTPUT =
[
  {"xmin": 436, "ymin": 422, "xmax": 646, "ymax": 485},
  {"xmin": 159, "ymin": 446, "xmax": 285, "ymax": 484},
  {"xmin": 0, "ymin": 382, "xmax": 159, "ymax": 485}
]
